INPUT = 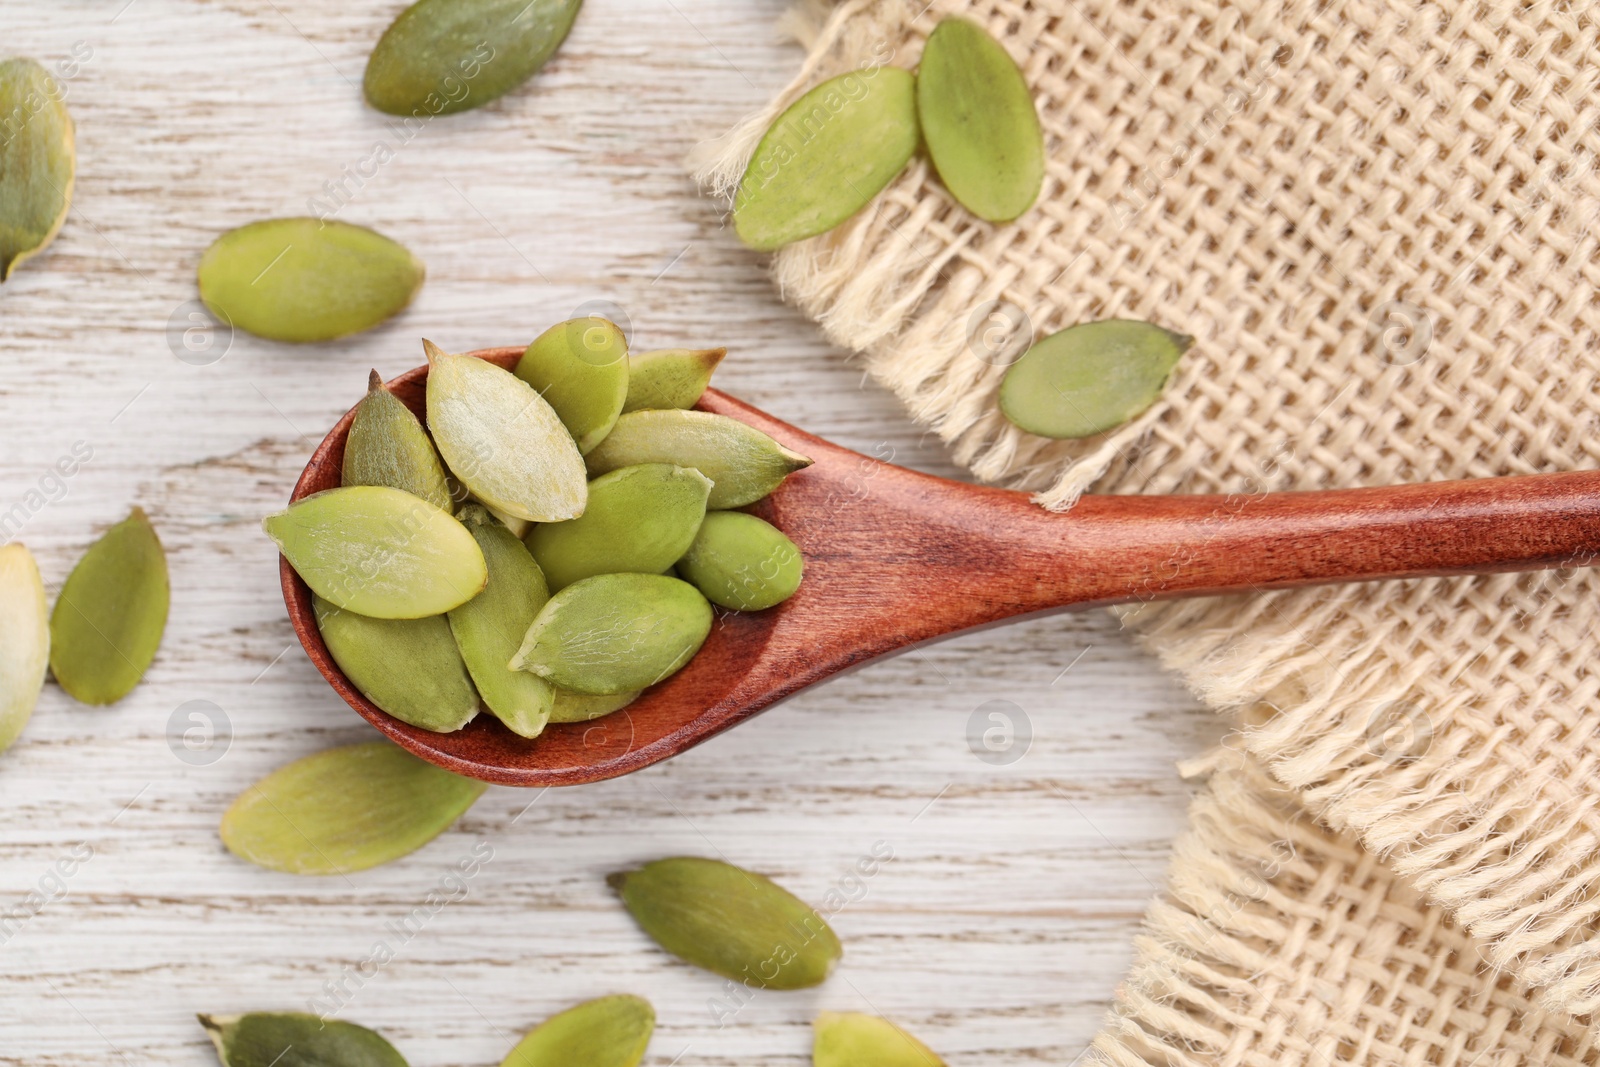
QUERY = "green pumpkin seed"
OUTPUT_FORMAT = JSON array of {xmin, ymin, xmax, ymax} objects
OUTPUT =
[
  {"xmin": 500, "ymin": 995, "xmax": 654, "ymax": 1067},
  {"xmin": 998, "ymin": 319, "xmax": 1192, "ymax": 439},
  {"xmin": 199, "ymin": 1013, "xmax": 408, "ymax": 1067},
  {"xmin": 49, "ymin": 508, "xmax": 168, "ymax": 706},
  {"xmin": 447, "ymin": 506, "xmax": 556, "ymax": 738},
  {"xmin": 514, "ymin": 318, "xmax": 630, "ymax": 453},
  {"xmin": 734, "ymin": 68, "xmax": 920, "ymax": 251},
  {"xmin": 622, "ymin": 348, "xmax": 725, "ymax": 413},
  {"xmin": 425, "ymin": 341, "xmax": 588, "ymax": 522},
  {"xmin": 364, "ymin": 0, "xmax": 584, "ymax": 118},
  {"xmin": 0, "ymin": 544, "xmax": 48, "ymax": 751},
  {"xmin": 344, "ymin": 369, "xmax": 452, "ymax": 511},
  {"xmin": 509, "ymin": 573, "xmax": 711, "ymax": 695},
  {"xmin": 677, "ymin": 512, "xmax": 802, "ymax": 611},
  {"xmin": 264, "ymin": 485, "xmax": 487, "ymax": 618},
  {"xmin": 547, "ymin": 688, "xmax": 639, "ymax": 724},
  {"xmin": 315, "ymin": 596, "xmax": 478, "ymax": 733},
  {"xmin": 609, "ymin": 857, "xmax": 840, "ymax": 989},
  {"xmin": 525, "ymin": 464, "xmax": 711, "ymax": 591},
  {"xmin": 197, "ymin": 218, "xmax": 424, "ymax": 343},
  {"xmin": 220, "ymin": 741, "xmax": 485, "ymax": 875},
  {"xmin": 813, "ymin": 1012, "xmax": 945, "ymax": 1067},
  {"xmin": 917, "ymin": 17, "xmax": 1045, "ymax": 223},
  {"xmin": 585, "ymin": 410, "xmax": 812, "ymax": 509},
  {"xmin": 0, "ymin": 58, "xmax": 74, "ymax": 281}
]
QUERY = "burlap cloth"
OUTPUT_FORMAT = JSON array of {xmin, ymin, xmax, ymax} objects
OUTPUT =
[{"xmin": 696, "ymin": 0, "xmax": 1600, "ymax": 1060}]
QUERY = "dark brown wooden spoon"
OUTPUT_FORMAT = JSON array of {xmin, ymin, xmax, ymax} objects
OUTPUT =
[{"xmin": 282, "ymin": 347, "xmax": 1600, "ymax": 786}]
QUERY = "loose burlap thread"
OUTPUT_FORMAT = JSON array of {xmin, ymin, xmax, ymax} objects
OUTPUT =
[{"xmin": 696, "ymin": 0, "xmax": 1600, "ymax": 1060}]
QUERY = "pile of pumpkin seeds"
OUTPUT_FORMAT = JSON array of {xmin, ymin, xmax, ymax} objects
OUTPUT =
[{"xmin": 264, "ymin": 321, "xmax": 809, "ymax": 739}]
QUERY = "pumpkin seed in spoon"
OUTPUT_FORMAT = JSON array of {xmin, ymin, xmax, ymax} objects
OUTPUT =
[
  {"xmin": 585, "ymin": 409, "xmax": 812, "ymax": 509},
  {"xmin": 447, "ymin": 506, "xmax": 556, "ymax": 738},
  {"xmin": 199, "ymin": 1013, "xmax": 407, "ymax": 1067},
  {"xmin": 525, "ymin": 463, "xmax": 711, "ymax": 591},
  {"xmin": 220, "ymin": 741, "xmax": 485, "ymax": 875},
  {"xmin": 315, "ymin": 596, "xmax": 479, "ymax": 733},
  {"xmin": 0, "ymin": 58, "xmax": 74, "ymax": 282},
  {"xmin": 999, "ymin": 319, "xmax": 1193, "ymax": 439},
  {"xmin": 813, "ymin": 1012, "xmax": 945, "ymax": 1067},
  {"xmin": 510, "ymin": 573, "xmax": 712, "ymax": 695},
  {"xmin": 547, "ymin": 688, "xmax": 639, "ymax": 724},
  {"xmin": 264, "ymin": 485, "xmax": 487, "ymax": 618},
  {"xmin": 917, "ymin": 17, "xmax": 1045, "ymax": 223},
  {"xmin": 425, "ymin": 341, "xmax": 588, "ymax": 522},
  {"xmin": 50, "ymin": 508, "xmax": 169, "ymax": 705},
  {"xmin": 343, "ymin": 369, "xmax": 452, "ymax": 510},
  {"xmin": 499, "ymin": 995, "xmax": 654, "ymax": 1067},
  {"xmin": 622, "ymin": 348, "xmax": 725, "ymax": 412},
  {"xmin": 0, "ymin": 544, "xmax": 49, "ymax": 751},
  {"xmin": 677, "ymin": 511, "xmax": 803, "ymax": 611},
  {"xmin": 514, "ymin": 317, "xmax": 630, "ymax": 453},
  {"xmin": 197, "ymin": 218, "xmax": 423, "ymax": 342}
]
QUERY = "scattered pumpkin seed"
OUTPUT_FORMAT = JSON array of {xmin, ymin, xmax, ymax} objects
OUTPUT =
[
  {"xmin": 585, "ymin": 410, "xmax": 812, "ymax": 509},
  {"xmin": 199, "ymin": 1013, "xmax": 408, "ymax": 1067},
  {"xmin": 999, "ymin": 319, "xmax": 1192, "ymax": 438},
  {"xmin": 515, "ymin": 317, "xmax": 630, "ymax": 453},
  {"xmin": 0, "ymin": 544, "xmax": 48, "ymax": 751},
  {"xmin": 344, "ymin": 369, "xmax": 453, "ymax": 511},
  {"xmin": 547, "ymin": 688, "xmax": 639, "ymax": 724},
  {"xmin": 734, "ymin": 68, "xmax": 920, "ymax": 251},
  {"xmin": 917, "ymin": 17, "xmax": 1045, "ymax": 223},
  {"xmin": 220, "ymin": 741, "xmax": 485, "ymax": 875},
  {"xmin": 677, "ymin": 511, "xmax": 802, "ymax": 611},
  {"xmin": 622, "ymin": 348, "xmax": 725, "ymax": 413},
  {"xmin": 0, "ymin": 58, "xmax": 74, "ymax": 282},
  {"xmin": 447, "ymin": 505, "xmax": 556, "ymax": 738},
  {"xmin": 264, "ymin": 485, "xmax": 487, "ymax": 618},
  {"xmin": 499, "ymin": 995, "xmax": 654, "ymax": 1067},
  {"xmin": 509, "ymin": 573, "xmax": 712, "ymax": 695},
  {"xmin": 315, "ymin": 595, "xmax": 478, "ymax": 733},
  {"xmin": 49, "ymin": 507, "xmax": 168, "ymax": 706},
  {"xmin": 525, "ymin": 463, "xmax": 711, "ymax": 591},
  {"xmin": 609, "ymin": 856, "xmax": 841, "ymax": 988},
  {"xmin": 425, "ymin": 341, "xmax": 588, "ymax": 522},
  {"xmin": 813, "ymin": 1012, "xmax": 945, "ymax": 1067},
  {"xmin": 364, "ymin": 0, "xmax": 584, "ymax": 118},
  {"xmin": 197, "ymin": 218, "xmax": 424, "ymax": 343}
]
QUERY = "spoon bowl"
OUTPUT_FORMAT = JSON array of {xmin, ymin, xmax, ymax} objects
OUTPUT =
[{"xmin": 284, "ymin": 347, "xmax": 1600, "ymax": 785}]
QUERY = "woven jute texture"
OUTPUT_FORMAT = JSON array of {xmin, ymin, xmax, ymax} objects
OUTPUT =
[{"xmin": 694, "ymin": 0, "xmax": 1600, "ymax": 1055}]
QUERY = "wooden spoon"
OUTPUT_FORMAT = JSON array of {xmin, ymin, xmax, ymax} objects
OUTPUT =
[{"xmin": 282, "ymin": 347, "xmax": 1600, "ymax": 786}]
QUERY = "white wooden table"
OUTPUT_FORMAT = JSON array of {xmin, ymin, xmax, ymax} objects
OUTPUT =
[{"xmin": 0, "ymin": 2, "xmax": 1226, "ymax": 1063}]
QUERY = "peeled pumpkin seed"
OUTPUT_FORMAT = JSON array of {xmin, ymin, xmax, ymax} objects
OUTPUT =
[
  {"xmin": 425, "ymin": 341, "xmax": 588, "ymax": 522},
  {"xmin": 0, "ymin": 58, "xmax": 74, "ymax": 282},
  {"xmin": 499, "ymin": 995, "xmax": 654, "ymax": 1067},
  {"xmin": 49, "ymin": 507, "xmax": 168, "ymax": 706},
  {"xmin": 264, "ymin": 485, "xmax": 487, "ymax": 618},
  {"xmin": 447, "ymin": 506, "xmax": 556, "ymax": 738},
  {"xmin": 0, "ymin": 544, "xmax": 49, "ymax": 751},
  {"xmin": 197, "ymin": 218, "xmax": 424, "ymax": 343},
  {"xmin": 220, "ymin": 741, "xmax": 485, "ymax": 875},
  {"xmin": 609, "ymin": 856, "xmax": 841, "ymax": 989},
  {"xmin": 343, "ymin": 369, "xmax": 452, "ymax": 510},
  {"xmin": 734, "ymin": 68, "xmax": 920, "ymax": 251},
  {"xmin": 509, "ymin": 573, "xmax": 712, "ymax": 695},
  {"xmin": 585, "ymin": 410, "xmax": 812, "ymax": 509},
  {"xmin": 514, "ymin": 317, "xmax": 630, "ymax": 453},
  {"xmin": 547, "ymin": 688, "xmax": 639, "ymax": 724},
  {"xmin": 999, "ymin": 319, "xmax": 1193, "ymax": 439},
  {"xmin": 677, "ymin": 511, "xmax": 803, "ymax": 611},
  {"xmin": 365, "ymin": 0, "xmax": 584, "ymax": 118},
  {"xmin": 917, "ymin": 17, "xmax": 1045, "ymax": 223},
  {"xmin": 622, "ymin": 347, "xmax": 725, "ymax": 413},
  {"xmin": 525, "ymin": 463, "xmax": 712, "ymax": 591},
  {"xmin": 199, "ymin": 1013, "xmax": 407, "ymax": 1067},
  {"xmin": 813, "ymin": 1012, "xmax": 945, "ymax": 1067},
  {"xmin": 315, "ymin": 596, "xmax": 478, "ymax": 733}
]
